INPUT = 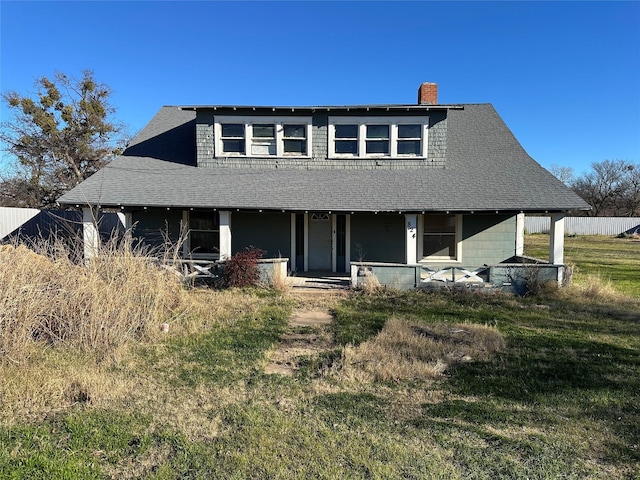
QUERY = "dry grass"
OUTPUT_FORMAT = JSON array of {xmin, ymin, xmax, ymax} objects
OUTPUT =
[
  {"xmin": 334, "ymin": 317, "xmax": 506, "ymax": 383},
  {"xmin": 361, "ymin": 272, "xmax": 384, "ymax": 294},
  {"xmin": 0, "ymin": 237, "xmax": 188, "ymax": 364},
  {"xmin": 557, "ymin": 272, "xmax": 630, "ymax": 304}
]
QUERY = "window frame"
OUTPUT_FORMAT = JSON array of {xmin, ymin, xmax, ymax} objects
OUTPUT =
[
  {"xmin": 418, "ymin": 214, "xmax": 462, "ymax": 262},
  {"xmin": 214, "ymin": 116, "xmax": 312, "ymax": 158},
  {"xmin": 185, "ymin": 210, "xmax": 220, "ymax": 259},
  {"xmin": 328, "ymin": 116, "xmax": 429, "ymax": 159}
]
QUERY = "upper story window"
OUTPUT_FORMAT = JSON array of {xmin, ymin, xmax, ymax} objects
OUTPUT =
[
  {"xmin": 329, "ymin": 116, "xmax": 428, "ymax": 158},
  {"xmin": 215, "ymin": 116, "xmax": 312, "ymax": 157}
]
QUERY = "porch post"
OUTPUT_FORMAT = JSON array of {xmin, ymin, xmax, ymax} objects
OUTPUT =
[
  {"xmin": 219, "ymin": 210, "xmax": 232, "ymax": 260},
  {"xmin": 515, "ymin": 213, "xmax": 525, "ymax": 256},
  {"xmin": 82, "ymin": 206, "xmax": 99, "ymax": 262},
  {"xmin": 549, "ymin": 213, "xmax": 565, "ymax": 265},
  {"xmin": 405, "ymin": 213, "xmax": 418, "ymax": 264}
]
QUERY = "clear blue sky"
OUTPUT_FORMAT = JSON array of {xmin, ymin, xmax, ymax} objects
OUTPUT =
[{"xmin": 1, "ymin": 1, "xmax": 639, "ymax": 176}]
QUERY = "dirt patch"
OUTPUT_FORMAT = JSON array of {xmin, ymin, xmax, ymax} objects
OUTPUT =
[{"xmin": 264, "ymin": 308, "xmax": 336, "ymax": 376}]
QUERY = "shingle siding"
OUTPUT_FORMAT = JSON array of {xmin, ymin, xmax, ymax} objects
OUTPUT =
[
  {"xmin": 196, "ymin": 110, "xmax": 214, "ymax": 165},
  {"xmin": 196, "ymin": 110, "xmax": 445, "ymax": 170}
]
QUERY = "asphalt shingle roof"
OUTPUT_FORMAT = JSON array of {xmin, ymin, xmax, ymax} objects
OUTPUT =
[{"xmin": 58, "ymin": 104, "xmax": 590, "ymax": 213}]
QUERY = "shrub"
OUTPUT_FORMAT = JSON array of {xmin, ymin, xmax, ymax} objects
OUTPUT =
[{"xmin": 221, "ymin": 246, "xmax": 265, "ymax": 288}]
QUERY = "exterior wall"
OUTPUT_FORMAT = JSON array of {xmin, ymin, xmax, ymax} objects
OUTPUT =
[
  {"xmin": 196, "ymin": 110, "xmax": 214, "ymax": 166},
  {"xmin": 231, "ymin": 212, "xmax": 291, "ymax": 259},
  {"xmin": 196, "ymin": 110, "xmax": 448, "ymax": 170},
  {"xmin": 131, "ymin": 209, "xmax": 184, "ymax": 248},
  {"xmin": 458, "ymin": 214, "xmax": 516, "ymax": 267},
  {"xmin": 350, "ymin": 214, "xmax": 405, "ymax": 263}
]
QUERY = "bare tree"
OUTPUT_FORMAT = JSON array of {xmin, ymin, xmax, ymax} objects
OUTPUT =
[
  {"xmin": 549, "ymin": 164, "xmax": 575, "ymax": 186},
  {"xmin": 572, "ymin": 159, "xmax": 639, "ymax": 216},
  {"xmin": 0, "ymin": 70, "xmax": 127, "ymax": 208}
]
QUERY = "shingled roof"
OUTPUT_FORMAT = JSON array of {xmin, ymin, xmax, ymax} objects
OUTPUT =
[{"xmin": 58, "ymin": 103, "xmax": 590, "ymax": 213}]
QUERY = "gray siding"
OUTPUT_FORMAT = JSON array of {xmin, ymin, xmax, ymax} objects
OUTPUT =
[
  {"xmin": 350, "ymin": 214, "xmax": 405, "ymax": 263},
  {"xmin": 196, "ymin": 110, "xmax": 214, "ymax": 165},
  {"xmin": 460, "ymin": 214, "xmax": 516, "ymax": 267},
  {"xmin": 197, "ymin": 110, "xmax": 446, "ymax": 170},
  {"xmin": 232, "ymin": 212, "xmax": 291, "ymax": 259},
  {"xmin": 312, "ymin": 114, "xmax": 328, "ymax": 159}
]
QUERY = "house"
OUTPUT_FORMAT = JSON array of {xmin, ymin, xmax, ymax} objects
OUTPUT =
[{"xmin": 58, "ymin": 83, "xmax": 590, "ymax": 291}]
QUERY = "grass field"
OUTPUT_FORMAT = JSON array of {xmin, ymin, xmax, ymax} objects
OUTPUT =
[
  {"xmin": 1, "ymin": 235, "xmax": 638, "ymax": 478},
  {"xmin": 525, "ymin": 233, "xmax": 640, "ymax": 297}
]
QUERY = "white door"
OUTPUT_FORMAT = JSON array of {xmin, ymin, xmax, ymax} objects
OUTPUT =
[{"xmin": 308, "ymin": 213, "xmax": 332, "ymax": 270}]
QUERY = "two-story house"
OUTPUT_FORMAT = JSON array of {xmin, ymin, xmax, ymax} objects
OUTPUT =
[{"xmin": 58, "ymin": 83, "xmax": 590, "ymax": 290}]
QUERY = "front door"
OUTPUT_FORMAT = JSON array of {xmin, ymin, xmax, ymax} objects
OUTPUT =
[{"xmin": 308, "ymin": 213, "xmax": 332, "ymax": 270}]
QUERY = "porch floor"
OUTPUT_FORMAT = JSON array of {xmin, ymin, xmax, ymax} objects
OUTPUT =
[{"xmin": 288, "ymin": 271, "xmax": 351, "ymax": 290}]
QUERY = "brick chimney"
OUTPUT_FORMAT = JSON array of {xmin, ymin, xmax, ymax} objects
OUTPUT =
[{"xmin": 418, "ymin": 82, "xmax": 438, "ymax": 105}]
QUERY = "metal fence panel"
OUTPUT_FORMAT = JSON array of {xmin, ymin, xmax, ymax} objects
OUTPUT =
[{"xmin": 525, "ymin": 216, "xmax": 640, "ymax": 236}]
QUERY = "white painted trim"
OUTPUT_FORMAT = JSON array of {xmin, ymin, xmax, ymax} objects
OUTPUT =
[
  {"xmin": 290, "ymin": 213, "xmax": 296, "ymax": 272},
  {"xmin": 219, "ymin": 210, "xmax": 232, "ymax": 260},
  {"xmin": 515, "ymin": 213, "xmax": 525, "ymax": 256},
  {"xmin": 328, "ymin": 115, "xmax": 429, "ymax": 159},
  {"xmin": 405, "ymin": 213, "xmax": 418, "ymax": 264},
  {"xmin": 549, "ymin": 214, "xmax": 565, "ymax": 265},
  {"xmin": 303, "ymin": 213, "xmax": 309, "ymax": 272},
  {"xmin": 82, "ymin": 207, "xmax": 99, "ymax": 262},
  {"xmin": 214, "ymin": 115, "xmax": 312, "ymax": 158}
]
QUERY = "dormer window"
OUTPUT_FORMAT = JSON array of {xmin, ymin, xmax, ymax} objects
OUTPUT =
[
  {"xmin": 215, "ymin": 116, "xmax": 312, "ymax": 157},
  {"xmin": 329, "ymin": 116, "xmax": 428, "ymax": 159}
]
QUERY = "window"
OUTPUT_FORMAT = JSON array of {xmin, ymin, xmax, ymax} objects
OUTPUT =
[
  {"xmin": 221, "ymin": 124, "xmax": 245, "ymax": 154},
  {"xmin": 421, "ymin": 214, "xmax": 460, "ymax": 261},
  {"xmin": 188, "ymin": 211, "xmax": 219, "ymax": 258},
  {"xmin": 329, "ymin": 116, "xmax": 428, "ymax": 158},
  {"xmin": 366, "ymin": 125, "xmax": 390, "ymax": 154},
  {"xmin": 215, "ymin": 116, "xmax": 312, "ymax": 157},
  {"xmin": 334, "ymin": 124, "xmax": 358, "ymax": 155}
]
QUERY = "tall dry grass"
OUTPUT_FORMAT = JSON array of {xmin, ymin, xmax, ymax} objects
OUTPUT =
[
  {"xmin": 0, "ymin": 235, "xmax": 187, "ymax": 364},
  {"xmin": 335, "ymin": 317, "xmax": 505, "ymax": 383}
]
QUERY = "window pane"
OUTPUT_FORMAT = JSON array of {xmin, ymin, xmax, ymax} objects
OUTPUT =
[
  {"xmin": 284, "ymin": 124, "xmax": 306, "ymax": 138},
  {"xmin": 284, "ymin": 139, "xmax": 306, "ymax": 154},
  {"xmin": 190, "ymin": 211, "xmax": 219, "ymax": 230},
  {"xmin": 252, "ymin": 124, "xmax": 274, "ymax": 138},
  {"xmin": 335, "ymin": 140, "xmax": 358, "ymax": 154},
  {"xmin": 398, "ymin": 140, "xmax": 421, "ymax": 155},
  {"xmin": 366, "ymin": 140, "xmax": 389, "ymax": 154},
  {"xmin": 366, "ymin": 125, "xmax": 389, "ymax": 139},
  {"xmin": 423, "ymin": 234, "xmax": 455, "ymax": 257},
  {"xmin": 424, "ymin": 215, "xmax": 456, "ymax": 233},
  {"xmin": 221, "ymin": 123, "xmax": 244, "ymax": 137},
  {"xmin": 251, "ymin": 142, "xmax": 276, "ymax": 155},
  {"xmin": 398, "ymin": 124, "xmax": 421, "ymax": 138},
  {"xmin": 335, "ymin": 124, "xmax": 358, "ymax": 138},
  {"xmin": 190, "ymin": 231, "xmax": 219, "ymax": 254},
  {"xmin": 222, "ymin": 139, "xmax": 244, "ymax": 153}
]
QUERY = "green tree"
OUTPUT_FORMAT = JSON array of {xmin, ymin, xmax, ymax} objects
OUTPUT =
[{"xmin": 0, "ymin": 70, "xmax": 127, "ymax": 208}]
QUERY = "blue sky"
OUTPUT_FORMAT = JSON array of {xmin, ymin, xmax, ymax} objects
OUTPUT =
[{"xmin": 1, "ymin": 1, "xmax": 639, "ymax": 176}]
